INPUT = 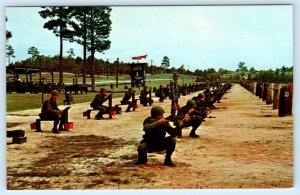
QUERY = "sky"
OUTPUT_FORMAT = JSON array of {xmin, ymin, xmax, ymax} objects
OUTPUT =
[{"xmin": 5, "ymin": 5, "xmax": 293, "ymax": 71}]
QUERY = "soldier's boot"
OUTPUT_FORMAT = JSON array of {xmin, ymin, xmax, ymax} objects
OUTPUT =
[
  {"xmin": 58, "ymin": 120, "xmax": 67, "ymax": 131},
  {"xmin": 126, "ymin": 105, "xmax": 131, "ymax": 112},
  {"xmin": 177, "ymin": 129, "xmax": 182, "ymax": 138},
  {"xmin": 133, "ymin": 152, "xmax": 147, "ymax": 165},
  {"xmin": 52, "ymin": 120, "xmax": 61, "ymax": 134},
  {"xmin": 164, "ymin": 157, "xmax": 176, "ymax": 167},
  {"xmin": 189, "ymin": 128, "xmax": 199, "ymax": 138},
  {"xmin": 95, "ymin": 112, "xmax": 104, "ymax": 120},
  {"xmin": 58, "ymin": 124, "xmax": 64, "ymax": 131},
  {"xmin": 164, "ymin": 138, "xmax": 176, "ymax": 166},
  {"xmin": 52, "ymin": 127, "xmax": 61, "ymax": 134}
]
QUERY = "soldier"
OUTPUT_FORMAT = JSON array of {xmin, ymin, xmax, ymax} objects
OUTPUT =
[
  {"xmin": 133, "ymin": 106, "xmax": 179, "ymax": 167},
  {"xmin": 41, "ymin": 90, "xmax": 67, "ymax": 134},
  {"xmin": 140, "ymin": 85, "xmax": 153, "ymax": 106},
  {"xmin": 164, "ymin": 85, "xmax": 171, "ymax": 99},
  {"xmin": 192, "ymin": 93, "xmax": 208, "ymax": 107},
  {"xmin": 177, "ymin": 100, "xmax": 203, "ymax": 138},
  {"xmin": 121, "ymin": 88, "xmax": 136, "ymax": 112},
  {"xmin": 155, "ymin": 85, "xmax": 166, "ymax": 102},
  {"xmin": 90, "ymin": 88, "xmax": 110, "ymax": 120},
  {"xmin": 170, "ymin": 72, "xmax": 180, "ymax": 115},
  {"xmin": 204, "ymin": 87, "xmax": 211, "ymax": 98},
  {"xmin": 204, "ymin": 87, "xmax": 216, "ymax": 107},
  {"xmin": 192, "ymin": 93, "xmax": 211, "ymax": 117}
]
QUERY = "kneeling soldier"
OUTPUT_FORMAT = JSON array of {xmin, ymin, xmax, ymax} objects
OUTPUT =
[
  {"xmin": 121, "ymin": 88, "xmax": 135, "ymax": 112},
  {"xmin": 133, "ymin": 106, "xmax": 178, "ymax": 167},
  {"xmin": 177, "ymin": 100, "xmax": 202, "ymax": 138},
  {"xmin": 140, "ymin": 85, "xmax": 153, "ymax": 106}
]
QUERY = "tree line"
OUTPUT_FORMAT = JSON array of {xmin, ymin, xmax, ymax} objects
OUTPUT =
[
  {"xmin": 6, "ymin": 7, "xmax": 112, "ymax": 91},
  {"xmin": 6, "ymin": 8, "xmax": 293, "ymax": 85}
]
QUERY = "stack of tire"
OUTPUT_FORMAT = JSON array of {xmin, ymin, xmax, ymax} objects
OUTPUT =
[{"xmin": 7, "ymin": 130, "xmax": 27, "ymax": 144}]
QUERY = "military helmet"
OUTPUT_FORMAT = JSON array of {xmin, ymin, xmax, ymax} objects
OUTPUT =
[
  {"xmin": 173, "ymin": 72, "xmax": 179, "ymax": 77},
  {"xmin": 186, "ymin": 100, "xmax": 196, "ymax": 108},
  {"xmin": 151, "ymin": 106, "xmax": 165, "ymax": 117},
  {"xmin": 197, "ymin": 93, "xmax": 204, "ymax": 98},
  {"xmin": 100, "ymin": 88, "xmax": 106, "ymax": 93},
  {"xmin": 51, "ymin": 90, "xmax": 59, "ymax": 96}
]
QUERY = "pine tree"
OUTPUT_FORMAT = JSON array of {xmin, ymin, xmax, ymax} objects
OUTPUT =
[
  {"xmin": 39, "ymin": 7, "xmax": 75, "ymax": 90},
  {"xmin": 70, "ymin": 7, "xmax": 112, "ymax": 90}
]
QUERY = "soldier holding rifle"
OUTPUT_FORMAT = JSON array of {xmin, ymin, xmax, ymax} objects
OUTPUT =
[
  {"xmin": 90, "ymin": 88, "xmax": 110, "ymax": 120},
  {"xmin": 140, "ymin": 85, "xmax": 153, "ymax": 106},
  {"xmin": 121, "ymin": 87, "xmax": 136, "ymax": 112},
  {"xmin": 170, "ymin": 72, "xmax": 180, "ymax": 115},
  {"xmin": 177, "ymin": 100, "xmax": 203, "ymax": 138},
  {"xmin": 133, "ymin": 106, "xmax": 186, "ymax": 167}
]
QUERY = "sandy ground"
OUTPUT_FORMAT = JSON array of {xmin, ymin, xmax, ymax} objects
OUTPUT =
[{"xmin": 6, "ymin": 84, "xmax": 293, "ymax": 189}]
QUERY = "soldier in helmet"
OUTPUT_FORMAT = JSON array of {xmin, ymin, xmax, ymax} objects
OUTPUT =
[
  {"xmin": 192, "ymin": 93, "xmax": 208, "ymax": 107},
  {"xmin": 90, "ymin": 88, "xmax": 110, "ymax": 120},
  {"xmin": 155, "ymin": 84, "xmax": 166, "ymax": 102},
  {"xmin": 192, "ymin": 93, "xmax": 211, "ymax": 119},
  {"xmin": 41, "ymin": 90, "xmax": 67, "ymax": 134},
  {"xmin": 133, "ymin": 106, "xmax": 180, "ymax": 167},
  {"xmin": 204, "ymin": 87, "xmax": 211, "ymax": 99},
  {"xmin": 170, "ymin": 72, "xmax": 180, "ymax": 115},
  {"xmin": 177, "ymin": 100, "xmax": 203, "ymax": 138},
  {"xmin": 121, "ymin": 88, "xmax": 136, "ymax": 112},
  {"xmin": 140, "ymin": 85, "xmax": 153, "ymax": 106}
]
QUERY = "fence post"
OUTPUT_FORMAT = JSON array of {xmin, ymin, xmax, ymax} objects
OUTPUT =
[
  {"xmin": 273, "ymin": 83, "xmax": 281, "ymax": 109},
  {"xmin": 266, "ymin": 83, "xmax": 273, "ymax": 105},
  {"xmin": 278, "ymin": 83, "xmax": 293, "ymax": 117}
]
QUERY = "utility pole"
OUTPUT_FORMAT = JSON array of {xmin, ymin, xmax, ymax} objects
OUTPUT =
[
  {"xmin": 150, "ymin": 60, "xmax": 153, "ymax": 75},
  {"xmin": 106, "ymin": 59, "xmax": 109, "ymax": 79},
  {"xmin": 116, "ymin": 58, "xmax": 119, "ymax": 88}
]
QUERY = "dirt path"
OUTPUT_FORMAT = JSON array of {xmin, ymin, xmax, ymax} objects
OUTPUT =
[{"xmin": 6, "ymin": 84, "xmax": 293, "ymax": 189}]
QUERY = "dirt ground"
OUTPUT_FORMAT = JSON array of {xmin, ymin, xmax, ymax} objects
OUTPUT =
[{"xmin": 6, "ymin": 84, "xmax": 293, "ymax": 189}]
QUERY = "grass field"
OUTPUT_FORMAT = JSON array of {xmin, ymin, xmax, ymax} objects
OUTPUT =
[{"xmin": 6, "ymin": 73, "xmax": 197, "ymax": 112}]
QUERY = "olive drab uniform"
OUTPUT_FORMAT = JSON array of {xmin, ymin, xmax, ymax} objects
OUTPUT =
[
  {"xmin": 135, "ymin": 117, "xmax": 177, "ymax": 166},
  {"xmin": 177, "ymin": 101, "xmax": 202, "ymax": 138},
  {"xmin": 156, "ymin": 85, "xmax": 166, "ymax": 102},
  {"xmin": 140, "ymin": 86, "xmax": 153, "ymax": 106},
  {"xmin": 133, "ymin": 106, "xmax": 178, "ymax": 167},
  {"xmin": 170, "ymin": 80, "xmax": 180, "ymax": 115},
  {"xmin": 121, "ymin": 89, "xmax": 135, "ymax": 112},
  {"xmin": 41, "ymin": 97, "xmax": 66, "ymax": 133},
  {"xmin": 90, "ymin": 93, "xmax": 109, "ymax": 119}
]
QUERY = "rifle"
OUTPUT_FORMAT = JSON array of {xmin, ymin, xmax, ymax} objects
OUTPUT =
[
  {"xmin": 165, "ymin": 114, "xmax": 216, "ymax": 127},
  {"xmin": 196, "ymin": 106, "xmax": 220, "ymax": 110}
]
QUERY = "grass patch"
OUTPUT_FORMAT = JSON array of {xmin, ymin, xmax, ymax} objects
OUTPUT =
[{"xmin": 6, "ymin": 74, "xmax": 196, "ymax": 112}]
